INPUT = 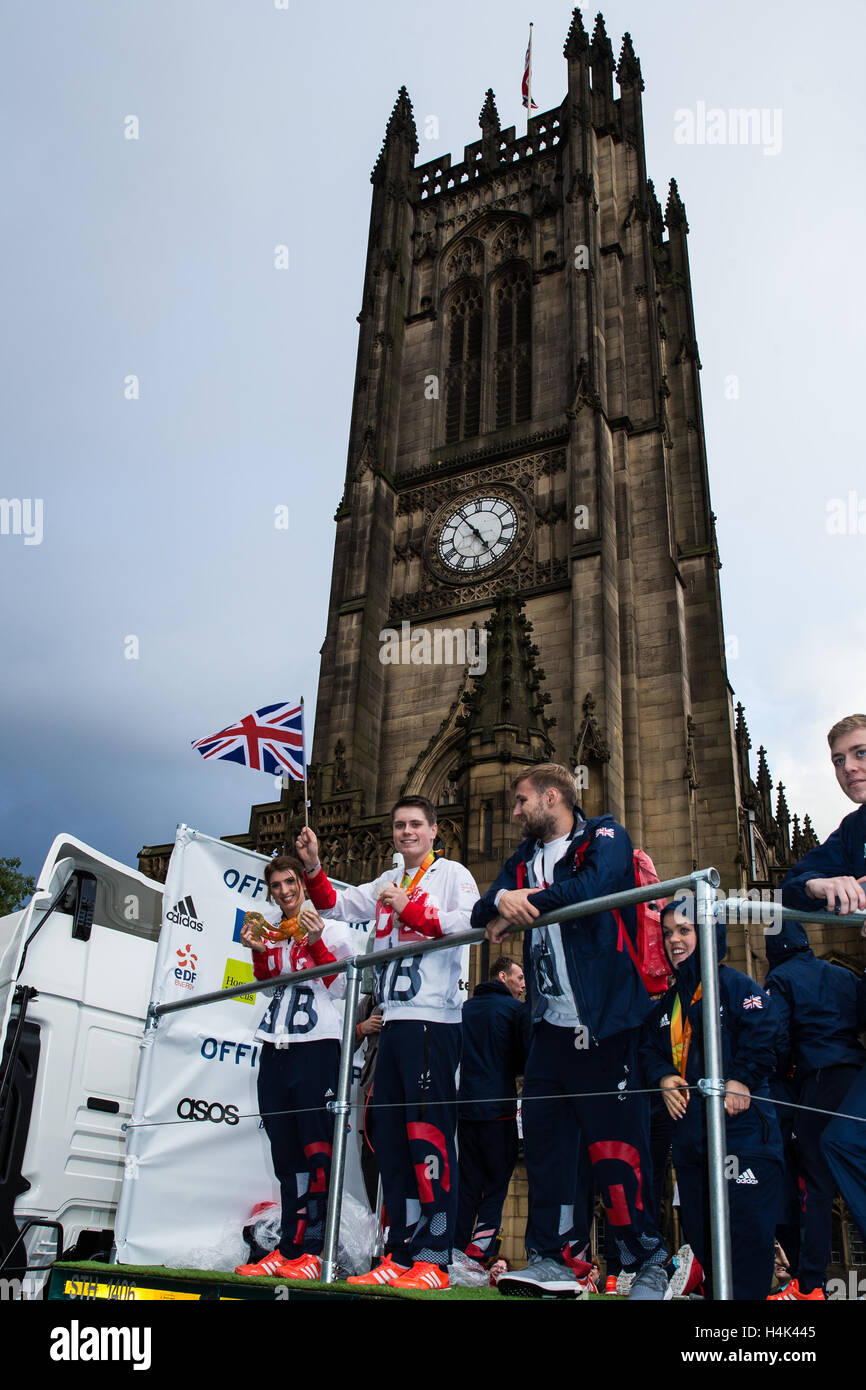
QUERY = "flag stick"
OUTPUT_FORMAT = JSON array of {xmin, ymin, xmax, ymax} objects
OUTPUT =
[
  {"xmin": 527, "ymin": 22, "xmax": 533, "ymax": 134},
  {"xmin": 301, "ymin": 696, "xmax": 309, "ymax": 828}
]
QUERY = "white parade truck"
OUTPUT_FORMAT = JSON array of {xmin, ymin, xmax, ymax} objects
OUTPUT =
[
  {"xmin": 0, "ymin": 831, "xmax": 374, "ymax": 1297},
  {"xmin": 0, "ymin": 834, "xmax": 164, "ymax": 1294}
]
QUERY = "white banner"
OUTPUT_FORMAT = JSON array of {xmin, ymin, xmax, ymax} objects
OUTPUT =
[{"xmin": 115, "ymin": 826, "xmax": 372, "ymax": 1268}]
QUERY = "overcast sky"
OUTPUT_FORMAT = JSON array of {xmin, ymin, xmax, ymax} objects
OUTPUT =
[{"xmin": 2, "ymin": 0, "xmax": 865, "ymax": 884}]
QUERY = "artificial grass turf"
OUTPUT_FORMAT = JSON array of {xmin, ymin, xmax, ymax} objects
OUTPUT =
[{"xmin": 60, "ymin": 1261, "xmax": 610, "ymax": 1301}]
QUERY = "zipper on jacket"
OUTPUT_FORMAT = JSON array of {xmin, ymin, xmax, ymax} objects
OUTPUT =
[
  {"xmin": 567, "ymin": 955, "xmax": 598, "ymax": 1045},
  {"xmin": 553, "ymin": 831, "xmax": 598, "ymax": 1044},
  {"xmin": 530, "ymin": 853, "xmax": 598, "ymax": 1043}
]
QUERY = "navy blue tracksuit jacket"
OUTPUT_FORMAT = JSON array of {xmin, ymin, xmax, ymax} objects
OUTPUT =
[
  {"xmin": 765, "ymin": 920, "xmax": 866, "ymax": 1078},
  {"xmin": 458, "ymin": 980, "xmax": 530, "ymax": 1120},
  {"xmin": 470, "ymin": 810, "xmax": 649, "ymax": 1041},
  {"xmin": 780, "ymin": 804, "xmax": 866, "ymax": 1249},
  {"xmin": 455, "ymin": 980, "xmax": 530, "ymax": 1257},
  {"xmin": 765, "ymin": 920, "xmax": 866, "ymax": 1290},
  {"xmin": 780, "ymin": 804, "xmax": 866, "ymax": 911}
]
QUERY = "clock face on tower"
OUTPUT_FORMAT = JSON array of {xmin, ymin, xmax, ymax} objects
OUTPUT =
[{"xmin": 425, "ymin": 486, "xmax": 530, "ymax": 583}]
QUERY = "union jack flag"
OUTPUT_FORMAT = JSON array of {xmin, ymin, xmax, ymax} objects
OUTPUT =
[
  {"xmin": 192, "ymin": 701, "xmax": 305, "ymax": 778},
  {"xmin": 595, "ymin": 826, "xmax": 615, "ymax": 839},
  {"xmin": 742, "ymin": 994, "xmax": 764, "ymax": 1011},
  {"xmin": 522, "ymin": 27, "xmax": 538, "ymax": 110}
]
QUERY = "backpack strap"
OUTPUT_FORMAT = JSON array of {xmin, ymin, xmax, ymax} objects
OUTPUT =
[{"xmin": 613, "ymin": 908, "xmax": 641, "ymax": 970}]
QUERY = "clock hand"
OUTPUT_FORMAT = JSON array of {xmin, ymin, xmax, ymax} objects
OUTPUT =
[{"xmin": 464, "ymin": 521, "xmax": 492, "ymax": 549}]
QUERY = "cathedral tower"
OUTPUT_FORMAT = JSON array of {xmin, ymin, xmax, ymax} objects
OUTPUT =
[
  {"xmin": 135, "ymin": 11, "xmax": 847, "ymax": 1265},
  {"xmin": 142, "ymin": 11, "xmax": 819, "ymax": 972},
  {"xmin": 306, "ymin": 12, "xmax": 741, "ymax": 908}
]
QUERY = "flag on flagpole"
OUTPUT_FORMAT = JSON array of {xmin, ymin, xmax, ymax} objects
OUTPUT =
[
  {"xmin": 522, "ymin": 24, "xmax": 538, "ymax": 111},
  {"xmin": 192, "ymin": 700, "xmax": 305, "ymax": 779}
]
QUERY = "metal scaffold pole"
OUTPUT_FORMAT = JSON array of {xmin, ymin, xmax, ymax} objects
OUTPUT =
[
  {"xmin": 695, "ymin": 874, "xmax": 732, "ymax": 1300},
  {"xmin": 320, "ymin": 960, "xmax": 362, "ymax": 1282}
]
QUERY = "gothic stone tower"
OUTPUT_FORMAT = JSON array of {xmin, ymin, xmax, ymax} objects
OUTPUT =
[
  {"xmin": 305, "ymin": 10, "xmax": 744, "ymax": 929},
  {"xmin": 135, "ymin": 11, "xmax": 833, "ymax": 1266},
  {"xmin": 141, "ymin": 11, "xmax": 807, "ymax": 963}
]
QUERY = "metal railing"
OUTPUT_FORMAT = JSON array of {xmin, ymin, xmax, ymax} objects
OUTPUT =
[{"xmin": 142, "ymin": 869, "xmax": 866, "ymax": 1295}]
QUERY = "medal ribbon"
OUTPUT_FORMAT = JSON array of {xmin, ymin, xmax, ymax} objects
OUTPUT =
[
  {"xmin": 400, "ymin": 851, "xmax": 436, "ymax": 895},
  {"xmin": 670, "ymin": 983, "xmax": 702, "ymax": 1078}
]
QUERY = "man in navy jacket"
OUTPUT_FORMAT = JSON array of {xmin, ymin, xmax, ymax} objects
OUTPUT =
[
  {"xmin": 455, "ymin": 956, "xmax": 530, "ymax": 1263},
  {"xmin": 778, "ymin": 714, "xmax": 866, "ymax": 1248},
  {"xmin": 765, "ymin": 921, "xmax": 866, "ymax": 1297},
  {"xmin": 470, "ymin": 763, "xmax": 669, "ymax": 1299}
]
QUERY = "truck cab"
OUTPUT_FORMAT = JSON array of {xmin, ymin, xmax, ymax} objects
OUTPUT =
[{"xmin": 0, "ymin": 835, "xmax": 163, "ymax": 1294}]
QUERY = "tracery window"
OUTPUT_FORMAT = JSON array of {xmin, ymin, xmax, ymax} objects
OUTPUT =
[
  {"xmin": 444, "ymin": 282, "xmax": 483, "ymax": 444},
  {"xmin": 494, "ymin": 267, "xmax": 532, "ymax": 429}
]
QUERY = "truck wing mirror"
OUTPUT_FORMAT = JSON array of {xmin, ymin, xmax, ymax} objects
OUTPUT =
[{"xmin": 70, "ymin": 872, "xmax": 98, "ymax": 942}]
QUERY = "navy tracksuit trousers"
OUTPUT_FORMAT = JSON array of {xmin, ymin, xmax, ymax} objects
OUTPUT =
[
  {"xmin": 601, "ymin": 1094, "xmax": 674, "ymax": 1276},
  {"xmin": 257, "ymin": 1039, "xmax": 339, "ymax": 1257},
  {"xmin": 675, "ymin": 1144, "xmax": 782, "ymax": 1300},
  {"xmin": 522, "ymin": 1021, "xmax": 666, "ymax": 1271},
  {"xmin": 371, "ymin": 1019, "xmax": 461, "ymax": 1269},
  {"xmin": 820, "ymin": 1062, "xmax": 866, "ymax": 1251},
  {"xmin": 796, "ymin": 1063, "xmax": 864, "ymax": 1292},
  {"xmin": 770, "ymin": 1076, "xmax": 802, "ymax": 1275},
  {"xmin": 455, "ymin": 1117, "xmax": 519, "ymax": 1260}
]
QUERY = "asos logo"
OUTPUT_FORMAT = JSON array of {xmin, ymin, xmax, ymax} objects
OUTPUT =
[{"xmin": 175, "ymin": 1098, "xmax": 240, "ymax": 1126}]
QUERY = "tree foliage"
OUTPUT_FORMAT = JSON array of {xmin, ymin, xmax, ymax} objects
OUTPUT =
[{"xmin": 0, "ymin": 857, "xmax": 36, "ymax": 916}]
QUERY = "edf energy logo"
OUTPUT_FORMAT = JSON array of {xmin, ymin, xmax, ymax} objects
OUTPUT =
[
  {"xmin": 174, "ymin": 944, "xmax": 198, "ymax": 990},
  {"xmin": 166, "ymin": 895, "xmax": 204, "ymax": 932}
]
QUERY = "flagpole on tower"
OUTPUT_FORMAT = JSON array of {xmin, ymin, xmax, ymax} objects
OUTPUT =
[
  {"xmin": 526, "ymin": 22, "xmax": 533, "ymax": 133},
  {"xmin": 301, "ymin": 696, "xmax": 309, "ymax": 829}
]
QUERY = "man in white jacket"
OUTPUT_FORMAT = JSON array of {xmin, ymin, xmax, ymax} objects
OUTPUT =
[{"xmin": 296, "ymin": 797, "xmax": 479, "ymax": 1290}]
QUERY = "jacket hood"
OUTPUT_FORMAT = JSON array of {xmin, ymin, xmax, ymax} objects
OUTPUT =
[
  {"xmin": 665, "ymin": 896, "xmax": 727, "ymax": 999},
  {"xmin": 473, "ymin": 979, "xmax": 512, "ymax": 998},
  {"xmin": 765, "ymin": 919, "xmax": 813, "ymax": 969}
]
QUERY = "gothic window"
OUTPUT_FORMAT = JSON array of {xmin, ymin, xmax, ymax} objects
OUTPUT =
[
  {"xmin": 494, "ymin": 267, "xmax": 532, "ymax": 429},
  {"xmin": 439, "ymin": 770, "xmax": 460, "ymax": 806},
  {"xmin": 445, "ymin": 282, "xmax": 483, "ymax": 444}
]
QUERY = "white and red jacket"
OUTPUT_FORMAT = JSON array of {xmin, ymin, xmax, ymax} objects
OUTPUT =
[
  {"xmin": 252, "ymin": 923, "xmax": 355, "ymax": 1047},
  {"xmin": 304, "ymin": 858, "xmax": 479, "ymax": 1025}
]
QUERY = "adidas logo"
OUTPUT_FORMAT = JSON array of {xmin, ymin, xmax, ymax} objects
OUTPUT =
[
  {"xmin": 167, "ymin": 895, "xmax": 204, "ymax": 932},
  {"xmin": 659, "ymin": 1013, "xmax": 670, "ymax": 1026},
  {"xmin": 324, "ymin": 1088, "xmax": 335, "ymax": 1098},
  {"xmin": 735, "ymin": 1168, "xmax": 758, "ymax": 1185}
]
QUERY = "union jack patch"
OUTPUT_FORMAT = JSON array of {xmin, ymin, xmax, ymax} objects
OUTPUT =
[
  {"xmin": 595, "ymin": 827, "xmax": 615, "ymax": 839},
  {"xmin": 742, "ymin": 994, "xmax": 764, "ymax": 1010}
]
